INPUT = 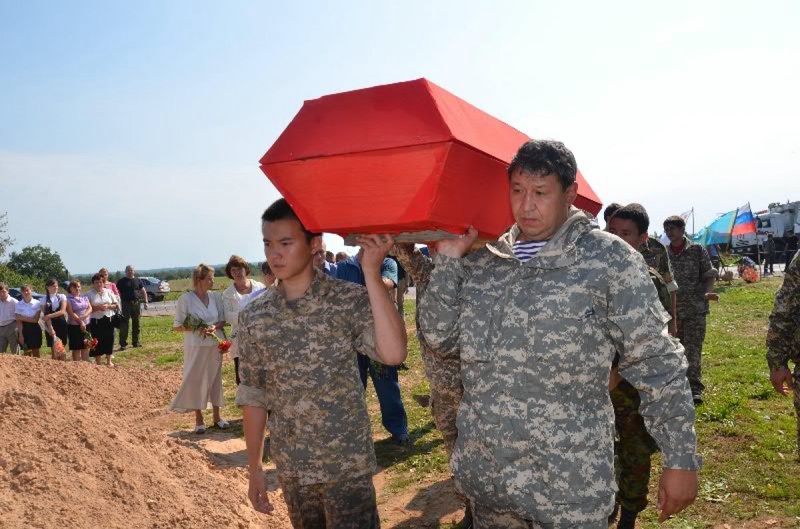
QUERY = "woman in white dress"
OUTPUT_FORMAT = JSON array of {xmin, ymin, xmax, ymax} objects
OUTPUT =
[
  {"xmin": 169, "ymin": 264, "xmax": 229, "ymax": 434},
  {"xmin": 221, "ymin": 255, "xmax": 264, "ymax": 386}
]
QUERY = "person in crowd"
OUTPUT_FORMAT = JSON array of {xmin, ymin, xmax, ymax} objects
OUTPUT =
[
  {"xmin": 419, "ymin": 140, "xmax": 700, "ymax": 527},
  {"xmin": 767, "ymin": 252, "xmax": 800, "ymax": 455},
  {"xmin": 609, "ymin": 204, "xmax": 678, "ymax": 334},
  {"xmin": 237, "ymin": 198, "xmax": 406, "ymax": 528},
  {"xmin": 169, "ymin": 264, "xmax": 229, "ymax": 434},
  {"xmin": 393, "ymin": 242, "xmax": 471, "ymax": 526},
  {"xmin": 0, "ymin": 283, "xmax": 20, "ymax": 354},
  {"xmin": 222, "ymin": 255, "xmax": 265, "ymax": 386},
  {"xmin": 606, "ymin": 204, "xmax": 675, "ymax": 528},
  {"xmin": 764, "ymin": 234, "xmax": 777, "ymax": 276},
  {"xmin": 65, "ymin": 280, "xmax": 93, "ymax": 362},
  {"xmin": 325, "ymin": 250, "xmax": 335, "ymax": 264},
  {"xmin": 87, "ymin": 273, "xmax": 119, "ymax": 366},
  {"xmin": 247, "ymin": 261, "xmax": 277, "ymax": 303},
  {"xmin": 336, "ymin": 246, "xmax": 410, "ymax": 445},
  {"xmin": 15, "ymin": 284, "xmax": 43, "ymax": 357},
  {"xmin": 335, "ymin": 251, "xmax": 349, "ymax": 263},
  {"xmin": 664, "ymin": 215, "xmax": 719, "ymax": 404},
  {"xmin": 313, "ymin": 238, "xmax": 337, "ymax": 276},
  {"xmin": 784, "ymin": 230, "xmax": 799, "ymax": 267},
  {"xmin": 99, "ymin": 268, "xmax": 120, "ymax": 297},
  {"xmin": 42, "ymin": 278, "xmax": 68, "ymax": 360},
  {"xmin": 387, "ymin": 255, "xmax": 408, "ymax": 318},
  {"xmin": 116, "ymin": 265, "xmax": 148, "ymax": 350}
]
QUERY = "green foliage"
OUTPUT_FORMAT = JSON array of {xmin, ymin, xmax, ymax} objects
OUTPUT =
[
  {"xmin": 7, "ymin": 244, "xmax": 69, "ymax": 281},
  {"xmin": 0, "ymin": 263, "xmax": 43, "ymax": 291},
  {"xmin": 0, "ymin": 212, "xmax": 13, "ymax": 259}
]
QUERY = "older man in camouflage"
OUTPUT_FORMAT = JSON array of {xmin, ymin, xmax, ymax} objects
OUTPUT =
[
  {"xmin": 393, "ymin": 243, "xmax": 471, "ymax": 526},
  {"xmin": 419, "ymin": 140, "xmax": 700, "ymax": 528},
  {"xmin": 663, "ymin": 215, "xmax": 719, "ymax": 404},
  {"xmin": 607, "ymin": 203, "xmax": 675, "ymax": 529},
  {"xmin": 767, "ymin": 252, "xmax": 800, "ymax": 455}
]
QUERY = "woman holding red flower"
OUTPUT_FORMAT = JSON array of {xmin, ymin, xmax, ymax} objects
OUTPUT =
[
  {"xmin": 169, "ymin": 263, "xmax": 229, "ymax": 434},
  {"xmin": 65, "ymin": 280, "xmax": 93, "ymax": 361}
]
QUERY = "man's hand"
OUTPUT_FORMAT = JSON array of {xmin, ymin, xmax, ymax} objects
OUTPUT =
[
  {"xmin": 657, "ymin": 468, "xmax": 698, "ymax": 522},
  {"xmin": 356, "ymin": 234, "xmax": 394, "ymax": 274},
  {"xmin": 705, "ymin": 292, "xmax": 720, "ymax": 302},
  {"xmin": 770, "ymin": 367, "xmax": 795, "ymax": 396},
  {"xmin": 436, "ymin": 226, "xmax": 479, "ymax": 259},
  {"xmin": 247, "ymin": 468, "xmax": 274, "ymax": 514}
]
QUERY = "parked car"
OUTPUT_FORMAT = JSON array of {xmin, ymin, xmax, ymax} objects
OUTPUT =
[
  {"xmin": 8, "ymin": 288, "xmax": 46, "ymax": 302},
  {"xmin": 140, "ymin": 276, "xmax": 170, "ymax": 302}
]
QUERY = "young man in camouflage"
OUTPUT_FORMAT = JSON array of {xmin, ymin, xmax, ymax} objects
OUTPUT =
[
  {"xmin": 766, "ymin": 252, "xmax": 800, "ymax": 455},
  {"xmin": 663, "ymin": 215, "xmax": 719, "ymax": 404},
  {"xmin": 236, "ymin": 198, "xmax": 407, "ymax": 529},
  {"xmin": 393, "ymin": 242, "xmax": 471, "ymax": 526},
  {"xmin": 607, "ymin": 203, "xmax": 674, "ymax": 529},
  {"xmin": 419, "ymin": 140, "xmax": 700, "ymax": 528}
]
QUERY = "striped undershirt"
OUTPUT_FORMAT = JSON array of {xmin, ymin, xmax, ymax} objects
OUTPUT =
[{"xmin": 513, "ymin": 239, "xmax": 549, "ymax": 263}]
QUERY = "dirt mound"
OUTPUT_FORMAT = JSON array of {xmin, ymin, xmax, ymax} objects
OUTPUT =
[{"xmin": 0, "ymin": 356, "xmax": 290, "ymax": 528}]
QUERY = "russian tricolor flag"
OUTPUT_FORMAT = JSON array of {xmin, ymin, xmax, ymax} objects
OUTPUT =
[{"xmin": 732, "ymin": 203, "xmax": 757, "ymax": 236}]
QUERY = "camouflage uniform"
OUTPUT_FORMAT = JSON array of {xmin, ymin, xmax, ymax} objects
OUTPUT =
[
  {"xmin": 609, "ymin": 266, "xmax": 671, "ymax": 514},
  {"xmin": 667, "ymin": 235, "xmax": 717, "ymax": 398},
  {"xmin": 419, "ymin": 208, "xmax": 701, "ymax": 526},
  {"xmin": 393, "ymin": 244, "xmax": 463, "ymax": 455},
  {"xmin": 766, "ymin": 252, "xmax": 800, "ymax": 453},
  {"xmin": 235, "ymin": 269, "xmax": 380, "ymax": 529}
]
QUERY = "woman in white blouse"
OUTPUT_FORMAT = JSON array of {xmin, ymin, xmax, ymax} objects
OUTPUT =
[
  {"xmin": 42, "ymin": 278, "xmax": 68, "ymax": 359},
  {"xmin": 221, "ymin": 255, "xmax": 264, "ymax": 386},
  {"xmin": 87, "ymin": 272, "xmax": 119, "ymax": 366},
  {"xmin": 15, "ymin": 285, "xmax": 43, "ymax": 357},
  {"xmin": 169, "ymin": 264, "xmax": 229, "ymax": 434}
]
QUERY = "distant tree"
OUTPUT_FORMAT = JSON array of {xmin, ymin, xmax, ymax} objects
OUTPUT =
[
  {"xmin": 0, "ymin": 212, "xmax": 13, "ymax": 259},
  {"xmin": 7, "ymin": 244, "xmax": 69, "ymax": 281}
]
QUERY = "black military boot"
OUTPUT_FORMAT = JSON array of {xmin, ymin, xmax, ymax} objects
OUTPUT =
[
  {"xmin": 617, "ymin": 507, "xmax": 638, "ymax": 529},
  {"xmin": 455, "ymin": 504, "xmax": 473, "ymax": 529}
]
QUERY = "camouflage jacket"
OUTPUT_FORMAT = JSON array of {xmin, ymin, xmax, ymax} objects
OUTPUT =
[
  {"xmin": 767, "ymin": 252, "xmax": 800, "ymax": 370},
  {"xmin": 667, "ymin": 236, "xmax": 717, "ymax": 317},
  {"xmin": 392, "ymin": 245, "xmax": 436, "ymax": 350},
  {"xmin": 418, "ymin": 208, "xmax": 700, "ymax": 524},
  {"xmin": 235, "ymin": 269, "xmax": 378, "ymax": 485},
  {"xmin": 647, "ymin": 267, "xmax": 672, "ymax": 314},
  {"xmin": 640, "ymin": 236, "xmax": 678, "ymax": 293}
]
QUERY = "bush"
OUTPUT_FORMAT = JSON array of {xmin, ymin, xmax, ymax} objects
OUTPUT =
[{"xmin": 0, "ymin": 264, "xmax": 44, "ymax": 291}]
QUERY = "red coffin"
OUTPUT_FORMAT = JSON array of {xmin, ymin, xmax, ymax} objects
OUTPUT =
[{"xmin": 260, "ymin": 78, "xmax": 602, "ymax": 239}]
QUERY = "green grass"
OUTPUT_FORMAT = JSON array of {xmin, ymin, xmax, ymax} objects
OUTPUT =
[{"xmin": 112, "ymin": 281, "xmax": 800, "ymax": 527}]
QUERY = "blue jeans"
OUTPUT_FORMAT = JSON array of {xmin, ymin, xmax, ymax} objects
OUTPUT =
[{"xmin": 357, "ymin": 353, "xmax": 408, "ymax": 437}]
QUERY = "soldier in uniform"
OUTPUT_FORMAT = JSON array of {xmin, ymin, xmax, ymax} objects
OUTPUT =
[
  {"xmin": 419, "ymin": 140, "xmax": 700, "ymax": 528},
  {"xmin": 393, "ymin": 243, "xmax": 471, "ymax": 527},
  {"xmin": 767, "ymin": 252, "xmax": 800, "ymax": 455},
  {"xmin": 236, "ymin": 198, "xmax": 407, "ymax": 529},
  {"xmin": 606, "ymin": 203, "xmax": 674, "ymax": 528},
  {"xmin": 663, "ymin": 215, "xmax": 719, "ymax": 404}
]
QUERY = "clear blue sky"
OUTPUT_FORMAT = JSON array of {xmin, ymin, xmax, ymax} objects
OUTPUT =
[{"xmin": 2, "ymin": 0, "xmax": 798, "ymax": 273}]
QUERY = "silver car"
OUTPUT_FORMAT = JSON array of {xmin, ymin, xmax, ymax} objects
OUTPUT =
[{"xmin": 140, "ymin": 276, "xmax": 171, "ymax": 302}]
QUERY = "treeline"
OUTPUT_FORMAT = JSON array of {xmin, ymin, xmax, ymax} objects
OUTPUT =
[{"xmin": 73, "ymin": 262, "xmax": 262, "ymax": 283}]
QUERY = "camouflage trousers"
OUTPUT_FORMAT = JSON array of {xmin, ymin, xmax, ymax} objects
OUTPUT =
[
  {"xmin": 419, "ymin": 340, "xmax": 463, "ymax": 455},
  {"xmin": 793, "ymin": 368, "xmax": 800, "ymax": 455},
  {"xmin": 279, "ymin": 474, "xmax": 380, "ymax": 529},
  {"xmin": 676, "ymin": 313, "xmax": 707, "ymax": 397},
  {"xmin": 610, "ymin": 380, "xmax": 659, "ymax": 513},
  {"xmin": 470, "ymin": 500, "xmax": 607, "ymax": 529}
]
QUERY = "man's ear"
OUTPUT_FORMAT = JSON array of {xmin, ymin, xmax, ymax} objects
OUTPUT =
[
  {"xmin": 310, "ymin": 235, "xmax": 323, "ymax": 256},
  {"xmin": 564, "ymin": 182, "xmax": 578, "ymax": 205}
]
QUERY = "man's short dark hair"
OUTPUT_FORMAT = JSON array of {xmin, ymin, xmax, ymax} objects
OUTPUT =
[
  {"xmin": 611, "ymin": 203, "xmax": 650, "ymax": 235},
  {"xmin": 603, "ymin": 202, "xmax": 623, "ymax": 222},
  {"xmin": 261, "ymin": 198, "xmax": 319, "ymax": 242},
  {"xmin": 663, "ymin": 215, "xmax": 686, "ymax": 230},
  {"xmin": 507, "ymin": 140, "xmax": 577, "ymax": 190}
]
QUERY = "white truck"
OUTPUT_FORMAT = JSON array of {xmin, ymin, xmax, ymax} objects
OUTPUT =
[{"xmin": 730, "ymin": 200, "xmax": 800, "ymax": 259}]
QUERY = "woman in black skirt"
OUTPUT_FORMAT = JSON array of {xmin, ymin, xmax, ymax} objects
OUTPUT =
[
  {"xmin": 42, "ymin": 278, "xmax": 68, "ymax": 360},
  {"xmin": 87, "ymin": 272, "xmax": 119, "ymax": 366},
  {"xmin": 14, "ymin": 285, "xmax": 43, "ymax": 357}
]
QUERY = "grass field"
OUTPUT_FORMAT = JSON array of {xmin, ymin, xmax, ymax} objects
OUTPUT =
[{"xmin": 121, "ymin": 277, "xmax": 799, "ymax": 528}]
